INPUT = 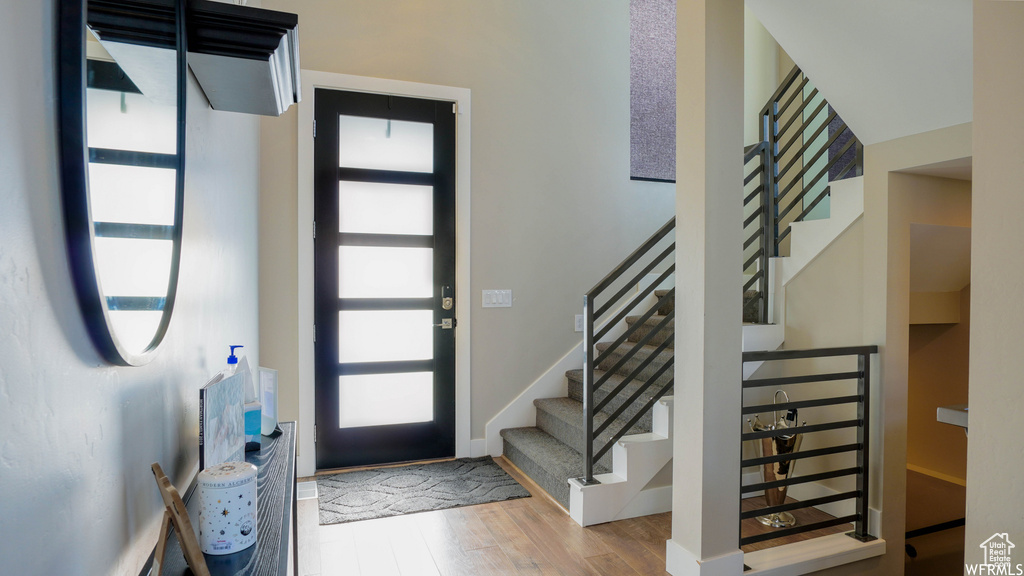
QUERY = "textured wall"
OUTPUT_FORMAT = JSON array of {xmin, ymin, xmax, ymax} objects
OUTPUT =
[
  {"xmin": 630, "ymin": 0, "xmax": 676, "ymax": 181},
  {"xmin": 0, "ymin": 2, "xmax": 261, "ymax": 574}
]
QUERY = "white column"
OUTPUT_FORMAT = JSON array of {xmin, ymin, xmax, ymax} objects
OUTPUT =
[
  {"xmin": 666, "ymin": 0, "xmax": 745, "ymax": 574},
  {"xmin": 966, "ymin": 0, "xmax": 1024, "ymax": 565}
]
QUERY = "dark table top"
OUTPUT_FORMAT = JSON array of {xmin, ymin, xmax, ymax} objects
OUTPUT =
[{"xmin": 153, "ymin": 422, "xmax": 296, "ymax": 576}]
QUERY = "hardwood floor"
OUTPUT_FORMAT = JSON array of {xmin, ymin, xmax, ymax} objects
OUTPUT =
[
  {"xmin": 297, "ymin": 457, "xmax": 853, "ymax": 575},
  {"xmin": 297, "ymin": 457, "xmax": 671, "ymax": 575},
  {"xmin": 739, "ymin": 495, "xmax": 852, "ymax": 553}
]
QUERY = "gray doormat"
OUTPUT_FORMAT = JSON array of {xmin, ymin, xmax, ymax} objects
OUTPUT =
[{"xmin": 316, "ymin": 456, "xmax": 530, "ymax": 525}]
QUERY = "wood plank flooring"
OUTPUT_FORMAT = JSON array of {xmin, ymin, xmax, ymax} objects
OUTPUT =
[
  {"xmin": 739, "ymin": 495, "xmax": 853, "ymax": 553},
  {"xmin": 298, "ymin": 457, "xmax": 671, "ymax": 576},
  {"xmin": 298, "ymin": 457, "xmax": 852, "ymax": 575}
]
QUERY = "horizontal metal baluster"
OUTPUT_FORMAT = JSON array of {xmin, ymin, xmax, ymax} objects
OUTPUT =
[
  {"xmin": 594, "ymin": 306, "xmax": 674, "ymax": 392},
  {"xmin": 774, "ymin": 75, "xmax": 809, "ymax": 119},
  {"xmin": 743, "ymin": 206, "xmax": 764, "ymax": 229},
  {"xmin": 594, "ymin": 243, "xmax": 674, "ymax": 319},
  {"xmin": 743, "ymin": 229, "xmax": 762, "ymax": 251},
  {"xmin": 740, "ymin": 491, "xmax": 860, "ymax": 520},
  {"xmin": 743, "ymin": 250, "xmax": 763, "ymax": 272},
  {"xmin": 744, "ymin": 164, "xmax": 764, "ymax": 186},
  {"xmin": 776, "ymin": 138, "xmax": 858, "ymax": 225},
  {"xmin": 594, "ymin": 274, "xmax": 673, "ymax": 342},
  {"xmin": 742, "ymin": 443, "xmax": 861, "ymax": 468},
  {"xmin": 743, "ymin": 394, "xmax": 861, "ymax": 414},
  {"xmin": 587, "ymin": 218, "xmax": 675, "ymax": 297},
  {"xmin": 775, "ymin": 89, "xmax": 824, "ymax": 141},
  {"xmin": 744, "ymin": 184, "xmax": 764, "ymax": 206},
  {"xmin": 740, "ymin": 516, "xmax": 860, "ymax": 547},
  {"xmin": 594, "ymin": 294, "xmax": 674, "ymax": 367},
  {"xmin": 594, "ymin": 321, "xmax": 674, "ymax": 413},
  {"xmin": 593, "ymin": 378, "xmax": 673, "ymax": 463},
  {"xmin": 742, "ymin": 272, "xmax": 762, "ymax": 292},
  {"xmin": 777, "ymin": 110, "xmax": 838, "ymax": 179},
  {"xmin": 775, "ymin": 123, "xmax": 852, "ymax": 206}
]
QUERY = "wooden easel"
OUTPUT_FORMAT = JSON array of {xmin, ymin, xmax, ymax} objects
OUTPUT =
[{"xmin": 151, "ymin": 463, "xmax": 211, "ymax": 576}]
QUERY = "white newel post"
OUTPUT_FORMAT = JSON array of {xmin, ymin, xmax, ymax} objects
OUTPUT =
[{"xmin": 666, "ymin": 0, "xmax": 745, "ymax": 574}]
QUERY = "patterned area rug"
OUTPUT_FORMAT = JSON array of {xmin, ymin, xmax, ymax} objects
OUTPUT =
[{"xmin": 316, "ymin": 457, "xmax": 530, "ymax": 525}]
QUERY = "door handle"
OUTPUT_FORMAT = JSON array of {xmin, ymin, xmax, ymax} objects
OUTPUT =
[
  {"xmin": 441, "ymin": 285, "xmax": 454, "ymax": 311},
  {"xmin": 432, "ymin": 318, "xmax": 455, "ymax": 329}
]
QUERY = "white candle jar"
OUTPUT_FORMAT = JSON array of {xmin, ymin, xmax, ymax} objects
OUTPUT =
[{"xmin": 197, "ymin": 461, "xmax": 258, "ymax": 555}]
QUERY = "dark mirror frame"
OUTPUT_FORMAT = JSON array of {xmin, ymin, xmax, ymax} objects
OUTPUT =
[{"xmin": 58, "ymin": 0, "xmax": 187, "ymax": 366}]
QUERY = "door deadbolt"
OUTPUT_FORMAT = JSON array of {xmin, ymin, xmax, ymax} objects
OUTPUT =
[{"xmin": 441, "ymin": 285, "xmax": 454, "ymax": 310}]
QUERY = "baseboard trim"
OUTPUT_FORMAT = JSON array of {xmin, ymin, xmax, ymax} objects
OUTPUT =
[
  {"xmin": 470, "ymin": 438, "xmax": 488, "ymax": 458},
  {"xmin": 666, "ymin": 541, "xmax": 745, "ymax": 576}
]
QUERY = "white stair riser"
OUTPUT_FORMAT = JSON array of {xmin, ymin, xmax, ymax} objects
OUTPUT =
[{"xmin": 568, "ymin": 397, "xmax": 674, "ymax": 526}]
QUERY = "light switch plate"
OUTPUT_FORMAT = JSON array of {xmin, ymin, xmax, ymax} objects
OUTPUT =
[
  {"xmin": 575, "ymin": 315, "xmax": 584, "ymax": 332},
  {"xmin": 482, "ymin": 289, "xmax": 513, "ymax": 308}
]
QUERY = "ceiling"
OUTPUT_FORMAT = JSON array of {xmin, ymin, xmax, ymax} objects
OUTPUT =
[
  {"xmin": 898, "ymin": 157, "xmax": 973, "ymax": 181},
  {"xmin": 746, "ymin": 0, "xmax": 973, "ymax": 145}
]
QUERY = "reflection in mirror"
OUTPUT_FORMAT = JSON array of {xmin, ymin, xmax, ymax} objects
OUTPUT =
[{"xmin": 59, "ymin": 0, "xmax": 185, "ymax": 365}]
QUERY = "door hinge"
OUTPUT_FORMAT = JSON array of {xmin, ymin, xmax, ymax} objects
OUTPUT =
[
  {"xmin": 312, "ymin": 221, "xmax": 316, "ymax": 239},
  {"xmin": 452, "ymin": 102, "xmax": 458, "ymax": 114},
  {"xmin": 313, "ymin": 119, "xmax": 317, "ymax": 138},
  {"xmin": 314, "ymin": 424, "xmax": 317, "ymax": 441},
  {"xmin": 313, "ymin": 324, "xmax": 316, "ymax": 343}
]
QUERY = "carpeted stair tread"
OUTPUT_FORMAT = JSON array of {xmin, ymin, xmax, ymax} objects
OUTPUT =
[
  {"xmin": 595, "ymin": 341, "xmax": 674, "ymax": 382},
  {"xmin": 743, "ymin": 290, "xmax": 762, "ymax": 324},
  {"xmin": 654, "ymin": 289, "xmax": 675, "ymax": 315},
  {"xmin": 533, "ymin": 397, "xmax": 648, "ymax": 470},
  {"xmin": 565, "ymin": 368, "xmax": 671, "ymax": 432},
  {"xmin": 500, "ymin": 426, "xmax": 609, "ymax": 509},
  {"xmin": 624, "ymin": 314, "xmax": 675, "ymax": 348}
]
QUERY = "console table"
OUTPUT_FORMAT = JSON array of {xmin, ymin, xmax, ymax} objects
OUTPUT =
[{"xmin": 146, "ymin": 422, "xmax": 297, "ymax": 576}]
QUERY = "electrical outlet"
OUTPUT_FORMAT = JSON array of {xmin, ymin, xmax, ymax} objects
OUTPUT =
[{"xmin": 575, "ymin": 314, "xmax": 584, "ymax": 332}]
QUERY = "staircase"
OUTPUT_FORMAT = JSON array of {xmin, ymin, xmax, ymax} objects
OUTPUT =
[
  {"xmin": 500, "ymin": 288, "xmax": 676, "ymax": 510},
  {"xmin": 494, "ymin": 63, "xmax": 864, "ymax": 527}
]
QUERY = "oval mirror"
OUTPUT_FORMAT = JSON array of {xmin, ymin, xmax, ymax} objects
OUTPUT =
[{"xmin": 59, "ymin": 0, "xmax": 186, "ymax": 365}]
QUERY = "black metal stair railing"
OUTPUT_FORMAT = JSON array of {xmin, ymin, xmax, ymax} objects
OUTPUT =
[
  {"xmin": 579, "ymin": 67, "xmax": 865, "ymax": 484},
  {"xmin": 740, "ymin": 346, "xmax": 878, "ymax": 547},
  {"xmin": 743, "ymin": 66, "xmax": 864, "ymax": 325},
  {"xmin": 580, "ymin": 217, "xmax": 675, "ymax": 484}
]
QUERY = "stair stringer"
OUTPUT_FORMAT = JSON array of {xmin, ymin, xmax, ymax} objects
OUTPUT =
[{"xmin": 568, "ymin": 396, "xmax": 674, "ymax": 527}]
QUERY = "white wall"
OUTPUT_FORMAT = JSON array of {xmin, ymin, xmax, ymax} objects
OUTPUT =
[
  {"xmin": 966, "ymin": 0, "xmax": 1024, "ymax": 566},
  {"xmin": 744, "ymin": 6, "xmax": 779, "ymax": 146},
  {"xmin": 0, "ymin": 2, "xmax": 261, "ymax": 574},
  {"xmin": 259, "ymin": 0, "xmax": 675, "ymax": 441}
]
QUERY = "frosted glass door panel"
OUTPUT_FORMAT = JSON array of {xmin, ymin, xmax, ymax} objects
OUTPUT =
[
  {"xmin": 89, "ymin": 163, "xmax": 176, "ymax": 225},
  {"xmin": 338, "ymin": 310, "xmax": 433, "ymax": 363},
  {"xmin": 338, "ymin": 372, "xmax": 433, "ymax": 428},
  {"xmin": 94, "ymin": 238, "xmax": 173, "ymax": 296},
  {"xmin": 338, "ymin": 115, "xmax": 433, "ymax": 173},
  {"xmin": 338, "ymin": 246, "xmax": 432, "ymax": 298},
  {"xmin": 339, "ymin": 181, "xmax": 433, "ymax": 235}
]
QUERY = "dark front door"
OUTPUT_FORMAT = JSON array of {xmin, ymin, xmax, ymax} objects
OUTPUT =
[{"xmin": 313, "ymin": 88, "xmax": 457, "ymax": 470}]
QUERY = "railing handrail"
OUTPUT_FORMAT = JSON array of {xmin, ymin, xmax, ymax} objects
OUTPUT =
[
  {"xmin": 759, "ymin": 65, "xmax": 803, "ymax": 119},
  {"xmin": 743, "ymin": 345, "xmax": 878, "ymax": 363},
  {"xmin": 586, "ymin": 217, "xmax": 676, "ymax": 299}
]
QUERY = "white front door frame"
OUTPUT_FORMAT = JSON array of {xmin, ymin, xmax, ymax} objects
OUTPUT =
[{"xmin": 296, "ymin": 70, "xmax": 472, "ymax": 476}]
